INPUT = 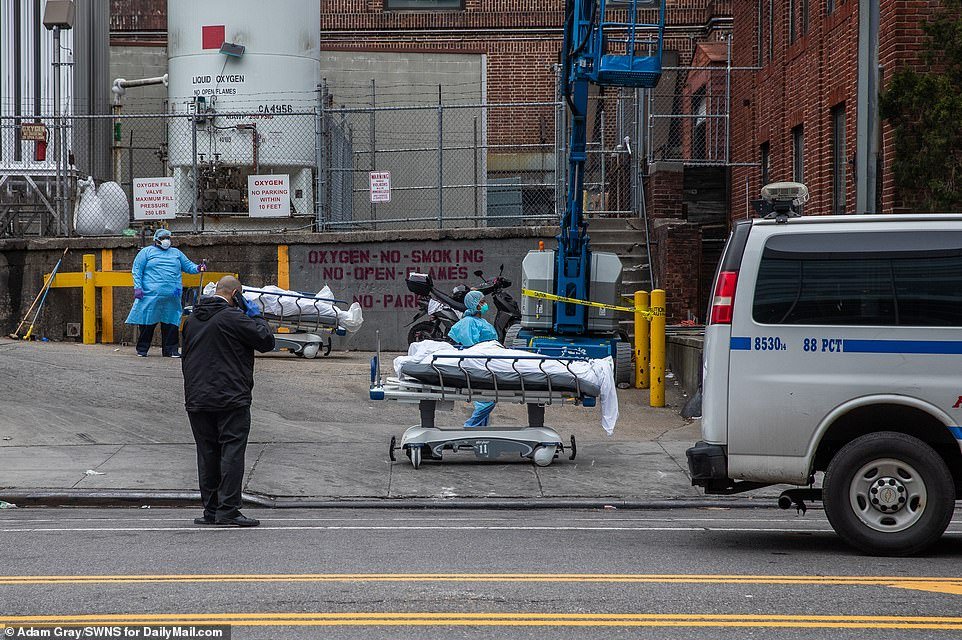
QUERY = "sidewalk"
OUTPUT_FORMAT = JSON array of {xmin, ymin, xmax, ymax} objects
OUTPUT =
[{"xmin": 0, "ymin": 339, "xmax": 722, "ymax": 504}]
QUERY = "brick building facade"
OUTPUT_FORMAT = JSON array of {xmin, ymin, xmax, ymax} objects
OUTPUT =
[{"xmin": 729, "ymin": 0, "xmax": 944, "ymax": 219}]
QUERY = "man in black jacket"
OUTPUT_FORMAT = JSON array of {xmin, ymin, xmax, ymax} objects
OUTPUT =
[{"xmin": 182, "ymin": 275, "xmax": 275, "ymax": 527}]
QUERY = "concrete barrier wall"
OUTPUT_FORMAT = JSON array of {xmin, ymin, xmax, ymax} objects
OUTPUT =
[
  {"xmin": 0, "ymin": 227, "xmax": 553, "ymax": 351},
  {"xmin": 666, "ymin": 334, "xmax": 704, "ymax": 396}
]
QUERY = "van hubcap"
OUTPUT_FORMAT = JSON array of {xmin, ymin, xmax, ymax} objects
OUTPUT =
[{"xmin": 849, "ymin": 458, "xmax": 926, "ymax": 532}]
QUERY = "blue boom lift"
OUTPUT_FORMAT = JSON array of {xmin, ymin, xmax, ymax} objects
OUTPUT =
[{"xmin": 509, "ymin": 0, "xmax": 666, "ymax": 385}]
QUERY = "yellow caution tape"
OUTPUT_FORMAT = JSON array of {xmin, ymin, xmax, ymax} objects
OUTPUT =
[{"xmin": 522, "ymin": 288, "xmax": 658, "ymax": 318}]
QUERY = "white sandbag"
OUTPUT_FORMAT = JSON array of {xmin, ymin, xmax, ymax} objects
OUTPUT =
[{"xmin": 394, "ymin": 340, "xmax": 618, "ymax": 435}]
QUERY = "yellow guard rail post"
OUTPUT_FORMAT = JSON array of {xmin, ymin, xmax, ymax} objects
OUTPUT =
[
  {"xmin": 47, "ymin": 253, "xmax": 234, "ymax": 345},
  {"xmin": 649, "ymin": 289, "xmax": 666, "ymax": 407},
  {"xmin": 634, "ymin": 290, "xmax": 650, "ymax": 389}
]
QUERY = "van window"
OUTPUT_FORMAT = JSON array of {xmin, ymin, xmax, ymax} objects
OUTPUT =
[{"xmin": 753, "ymin": 232, "xmax": 962, "ymax": 326}]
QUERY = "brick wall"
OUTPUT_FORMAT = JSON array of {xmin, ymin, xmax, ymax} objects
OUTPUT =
[
  {"xmin": 644, "ymin": 162, "xmax": 703, "ymax": 323},
  {"xmin": 729, "ymin": 0, "xmax": 944, "ymax": 220},
  {"xmin": 730, "ymin": 0, "xmax": 859, "ymax": 219},
  {"xmin": 878, "ymin": 0, "xmax": 943, "ymax": 212}
]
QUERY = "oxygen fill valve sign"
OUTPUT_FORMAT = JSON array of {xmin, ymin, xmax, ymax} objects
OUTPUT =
[
  {"xmin": 248, "ymin": 174, "xmax": 291, "ymax": 217},
  {"xmin": 133, "ymin": 178, "xmax": 176, "ymax": 220}
]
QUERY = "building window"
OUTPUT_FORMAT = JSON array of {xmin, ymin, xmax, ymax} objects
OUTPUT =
[
  {"xmin": 757, "ymin": 0, "xmax": 764, "ymax": 66},
  {"xmin": 768, "ymin": 0, "xmax": 774, "ymax": 61},
  {"xmin": 832, "ymin": 104, "xmax": 846, "ymax": 214},
  {"xmin": 802, "ymin": 0, "xmax": 809, "ymax": 36},
  {"xmin": 384, "ymin": 0, "xmax": 463, "ymax": 9},
  {"xmin": 760, "ymin": 142, "xmax": 770, "ymax": 186},
  {"xmin": 789, "ymin": 0, "xmax": 796, "ymax": 43},
  {"xmin": 792, "ymin": 125, "xmax": 804, "ymax": 183},
  {"xmin": 828, "ymin": 0, "xmax": 845, "ymax": 15}
]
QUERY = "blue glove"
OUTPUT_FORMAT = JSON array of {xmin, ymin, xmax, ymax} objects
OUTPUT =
[
  {"xmin": 244, "ymin": 297, "xmax": 262, "ymax": 318},
  {"xmin": 133, "ymin": 288, "xmax": 144, "ymax": 300}
]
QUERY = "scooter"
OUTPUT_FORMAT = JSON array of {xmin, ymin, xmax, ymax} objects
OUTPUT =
[{"xmin": 405, "ymin": 265, "xmax": 522, "ymax": 344}]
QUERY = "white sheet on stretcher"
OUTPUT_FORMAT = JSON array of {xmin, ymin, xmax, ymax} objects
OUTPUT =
[
  {"xmin": 394, "ymin": 340, "xmax": 618, "ymax": 435},
  {"xmin": 202, "ymin": 283, "xmax": 364, "ymax": 333}
]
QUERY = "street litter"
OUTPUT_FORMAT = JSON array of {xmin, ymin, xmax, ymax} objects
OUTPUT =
[
  {"xmin": 84, "ymin": 469, "xmax": 105, "ymax": 476},
  {"xmin": 0, "ymin": 501, "xmax": 17, "ymax": 509}
]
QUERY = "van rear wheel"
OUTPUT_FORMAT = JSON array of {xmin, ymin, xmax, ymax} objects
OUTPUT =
[{"xmin": 823, "ymin": 431, "xmax": 954, "ymax": 556}]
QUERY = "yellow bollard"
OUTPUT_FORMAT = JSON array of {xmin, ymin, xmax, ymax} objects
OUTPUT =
[
  {"xmin": 649, "ymin": 289, "xmax": 666, "ymax": 407},
  {"xmin": 634, "ymin": 290, "xmax": 650, "ymax": 389},
  {"xmin": 100, "ymin": 249, "xmax": 114, "ymax": 344},
  {"xmin": 82, "ymin": 253, "xmax": 97, "ymax": 345},
  {"xmin": 277, "ymin": 245, "xmax": 290, "ymax": 290}
]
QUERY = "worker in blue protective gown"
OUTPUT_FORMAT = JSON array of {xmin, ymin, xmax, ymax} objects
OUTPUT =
[
  {"xmin": 448, "ymin": 289, "xmax": 499, "ymax": 427},
  {"xmin": 125, "ymin": 229, "xmax": 203, "ymax": 358}
]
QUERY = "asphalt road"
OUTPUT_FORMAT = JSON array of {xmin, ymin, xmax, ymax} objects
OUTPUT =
[{"xmin": 2, "ymin": 506, "xmax": 962, "ymax": 639}]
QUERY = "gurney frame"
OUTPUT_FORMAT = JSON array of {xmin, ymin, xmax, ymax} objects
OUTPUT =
[
  {"xmin": 371, "ymin": 342, "xmax": 596, "ymax": 468},
  {"xmin": 246, "ymin": 288, "xmax": 348, "ymax": 359}
]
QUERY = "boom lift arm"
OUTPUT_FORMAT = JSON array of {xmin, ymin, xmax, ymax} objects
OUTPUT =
[{"xmin": 554, "ymin": 0, "xmax": 665, "ymax": 335}]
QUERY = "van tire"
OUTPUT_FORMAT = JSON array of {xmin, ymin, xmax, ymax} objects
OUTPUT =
[{"xmin": 823, "ymin": 431, "xmax": 954, "ymax": 557}]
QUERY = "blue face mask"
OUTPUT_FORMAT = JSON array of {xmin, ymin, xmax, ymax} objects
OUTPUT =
[{"xmin": 480, "ymin": 303, "xmax": 489, "ymax": 315}]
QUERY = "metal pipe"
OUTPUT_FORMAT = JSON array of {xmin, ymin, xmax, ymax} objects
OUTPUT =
[
  {"xmin": 53, "ymin": 26, "xmax": 62, "ymax": 233},
  {"xmin": 724, "ymin": 34, "xmax": 732, "ymax": 165},
  {"xmin": 191, "ymin": 112, "xmax": 198, "ymax": 232},
  {"xmin": 600, "ymin": 109, "xmax": 606, "ymax": 214},
  {"xmin": 111, "ymin": 74, "xmax": 168, "ymax": 105},
  {"xmin": 437, "ymin": 86, "xmax": 443, "ymax": 230},
  {"xmin": 473, "ymin": 116, "xmax": 479, "ymax": 227},
  {"xmin": 370, "ymin": 78, "xmax": 376, "ymax": 223}
]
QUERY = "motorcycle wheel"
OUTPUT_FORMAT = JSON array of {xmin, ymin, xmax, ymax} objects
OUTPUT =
[{"xmin": 407, "ymin": 321, "xmax": 442, "ymax": 344}]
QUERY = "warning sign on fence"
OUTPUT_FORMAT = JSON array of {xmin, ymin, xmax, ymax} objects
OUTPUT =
[
  {"xmin": 248, "ymin": 174, "xmax": 291, "ymax": 217},
  {"xmin": 133, "ymin": 178, "xmax": 176, "ymax": 220},
  {"xmin": 369, "ymin": 171, "xmax": 391, "ymax": 204}
]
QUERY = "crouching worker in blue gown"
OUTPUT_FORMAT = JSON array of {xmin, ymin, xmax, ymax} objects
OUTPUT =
[
  {"xmin": 125, "ymin": 229, "xmax": 203, "ymax": 358},
  {"xmin": 448, "ymin": 289, "xmax": 499, "ymax": 428}
]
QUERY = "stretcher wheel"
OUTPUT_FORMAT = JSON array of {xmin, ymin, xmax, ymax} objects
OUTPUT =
[
  {"xmin": 389, "ymin": 436, "xmax": 397, "ymax": 462},
  {"xmin": 569, "ymin": 435, "xmax": 577, "ymax": 460},
  {"xmin": 302, "ymin": 343, "xmax": 320, "ymax": 359},
  {"xmin": 409, "ymin": 446, "xmax": 422, "ymax": 469},
  {"xmin": 533, "ymin": 445, "xmax": 556, "ymax": 467}
]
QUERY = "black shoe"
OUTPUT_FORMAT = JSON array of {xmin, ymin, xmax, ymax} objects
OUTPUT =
[
  {"xmin": 193, "ymin": 516, "xmax": 215, "ymax": 525},
  {"xmin": 215, "ymin": 514, "xmax": 260, "ymax": 527}
]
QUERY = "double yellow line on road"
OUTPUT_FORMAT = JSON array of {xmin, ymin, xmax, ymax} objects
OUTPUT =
[
  {"xmin": 1, "ymin": 573, "xmax": 961, "ymax": 594},
  {"xmin": 3, "ymin": 612, "xmax": 962, "ymax": 630}
]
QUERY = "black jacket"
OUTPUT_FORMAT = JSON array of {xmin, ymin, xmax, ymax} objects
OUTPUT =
[{"xmin": 181, "ymin": 296, "xmax": 275, "ymax": 412}]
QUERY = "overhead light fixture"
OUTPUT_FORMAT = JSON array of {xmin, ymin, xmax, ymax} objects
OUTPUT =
[
  {"xmin": 219, "ymin": 42, "xmax": 245, "ymax": 58},
  {"xmin": 42, "ymin": 0, "xmax": 75, "ymax": 30}
]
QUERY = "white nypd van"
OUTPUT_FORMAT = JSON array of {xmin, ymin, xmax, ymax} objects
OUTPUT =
[{"xmin": 687, "ymin": 183, "xmax": 962, "ymax": 556}]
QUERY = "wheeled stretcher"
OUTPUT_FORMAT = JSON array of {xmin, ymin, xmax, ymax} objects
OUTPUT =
[
  {"xmin": 245, "ymin": 288, "xmax": 348, "ymax": 359},
  {"xmin": 370, "ymin": 345, "xmax": 603, "ymax": 468}
]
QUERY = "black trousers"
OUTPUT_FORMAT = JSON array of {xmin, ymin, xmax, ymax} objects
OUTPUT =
[
  {"xmin": 137, "ymin": 323, "xmax": 179, "ymax": 356},
  {"xmin": 188, "ymin": 406, "xmax": 251, "ymax": 520}
]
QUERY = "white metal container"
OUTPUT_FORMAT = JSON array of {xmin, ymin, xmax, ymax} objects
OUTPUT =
[{"xmin": 167, "ymin": 0, "xmax": 319, "ymax": 166}]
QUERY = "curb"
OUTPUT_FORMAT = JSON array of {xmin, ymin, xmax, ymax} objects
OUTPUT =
[{"xmin": 0, "ymin": 489, "xmax": 792, "ymax": 510}]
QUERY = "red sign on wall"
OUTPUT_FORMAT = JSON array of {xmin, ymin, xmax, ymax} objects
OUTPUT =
[{"xmin": 202, "ymin": 25, "xmax": 225, "ymax": 50}]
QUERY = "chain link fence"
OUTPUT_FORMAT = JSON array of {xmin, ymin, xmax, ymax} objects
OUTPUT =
[
  {"xmin": 320, "ymin": 100, "xmax": 563, "ymax": 231},
  {"xmin": 3, "ymin": 72, "xmax": 753, "ymax": 237}
]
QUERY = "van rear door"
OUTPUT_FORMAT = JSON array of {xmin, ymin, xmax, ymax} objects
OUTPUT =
[{"xmin": 700, "ymin": 221, "xmax": 751, "ymax": 446}]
